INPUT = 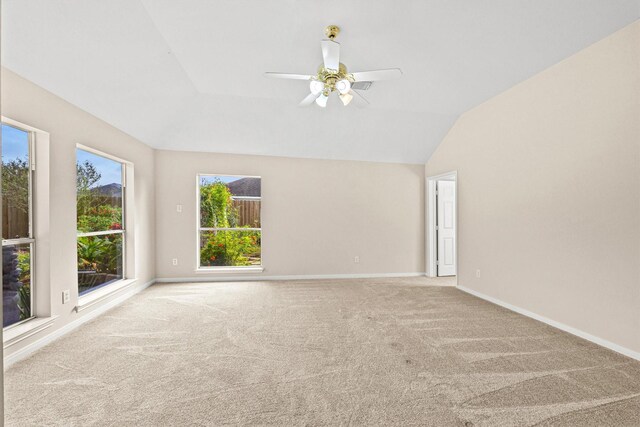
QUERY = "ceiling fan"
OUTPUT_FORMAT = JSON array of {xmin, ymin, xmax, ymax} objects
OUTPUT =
[{"xmin": 264, "ymin": 25, "xmax": 402, "ymax": 108}]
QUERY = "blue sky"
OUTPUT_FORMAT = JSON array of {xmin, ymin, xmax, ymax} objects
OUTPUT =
[
  {"xmin": 2, "ymin": 125, "xmax": 122, "ymax": 188},
  {"xmin": 201, "ymin": 175, "xmax": 243, "ymax": 184},
  {"xmin": 2, "ymin": 124, "xmax": 29, "ymax": 162},
  {"xmin": 77, "ymin": 149, "xmax": 122, "ymax": 187}
]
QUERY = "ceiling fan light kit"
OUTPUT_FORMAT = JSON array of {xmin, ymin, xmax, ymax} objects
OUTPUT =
[{"xmin": 265, "ymin": 25, "xmax": 402, "ymax": 108}]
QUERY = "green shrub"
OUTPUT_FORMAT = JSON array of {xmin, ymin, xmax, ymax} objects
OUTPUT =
[
  {"xmin": 77, "ymin": 205, "xmax": 122, "ymax": 233},
  {"xmin": 77, "ymin": 235, "xmax": 121, "ymax": 273},
  {"xmin": 201, "ymin": 231, "xmax": 260, "ymax": 266},
  {"xmin": 199, "ymin": 179, "xmax": 260, "ymax": 266},
  {"xmin": 17, "ymin": 250, "xmax": 31, "ymax": 283},
  {"xmin": 200, "ymin": 179, "xmax": 238, "ymax": 228},
  {"xmin": 2, "ymin": 158, "xmax": 29, "ymax": 214},
  {"xmin": 16, "ymin": 250, "xmax": 31, "ymax": 320},
  {"xmin": 17, "ymin": 284, "xmax": 30, "ymax": 320}
]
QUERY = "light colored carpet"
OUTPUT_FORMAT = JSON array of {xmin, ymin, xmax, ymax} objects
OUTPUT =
[{"xmin": 5, "ymin": 277, "xmax": 640, "ymax": 426}]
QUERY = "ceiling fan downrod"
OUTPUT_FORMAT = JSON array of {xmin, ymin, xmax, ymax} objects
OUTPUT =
[{"xmin": 324, "ymin": 25, "xmax": 340, "ymax": 40}]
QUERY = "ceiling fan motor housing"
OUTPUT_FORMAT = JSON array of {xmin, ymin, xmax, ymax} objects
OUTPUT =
[{"xmin": 316, "ymin": 63, "xmax": 353, "ymax": 95}]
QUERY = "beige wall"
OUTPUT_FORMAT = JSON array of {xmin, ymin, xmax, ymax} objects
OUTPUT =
[
  {"xmin": 1, "ymin": 67, "xmax": 424, "ymax": 363},
  {"xmin": 155, "ymin": 150, "xmax": 425, "ymax": 279},
  {"xmin": 1, "ymin": 68, "xmax": 156, "ymax": 359},
  {"xmin": 426, "ymin": 22, "xmax": 640, "ymax": 353}
]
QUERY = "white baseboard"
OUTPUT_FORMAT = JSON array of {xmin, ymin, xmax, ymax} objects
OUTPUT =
[
  {"xmin": 156, "ymin": 272, "xmax": 426, "ymax": 283},
  {"xmin": 457, "ymin": 285, "xmax": 640, "ymax": 362},
  {"xmin": 4, "ymin": 279, "xmax": 155, "ymax": 368}
]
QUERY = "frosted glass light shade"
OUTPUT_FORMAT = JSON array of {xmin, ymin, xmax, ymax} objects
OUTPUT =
[
  {"xmin": 310, "ymin": 80, "xmax": 324, "ymax": 95},
  {"xmin": 336, "ymin": 79, "xmax": 351, "ymax": 94},
  {"xmin": 315, "ymin": 94, "xmax": 328, "ymax": 107},
  {"xmin": 339, "ymin": 92, "xmax": 353, "ymax": 106}
]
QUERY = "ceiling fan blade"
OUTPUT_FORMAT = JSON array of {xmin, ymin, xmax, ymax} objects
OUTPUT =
[
  {"xmin": 299, "ymin": 92, "xmax": 320, "ymax": 107},
  {"xmin": 351, "ymin": 81, "xmax": 373, "ymax": 91},
  {"xmin": 321, "ymin": 40, "xmax": 340, "ymax": 71},
  {"xmin": 264, "ymin": 72, "xmax": 313, "ymax": 80},
  {"xmin": 350, "ymin": 68, "xmax": 402, "ymax": 82},
  {"xmin": 350, "ymin": 90, "xmax": 369, "ymax": 108}
]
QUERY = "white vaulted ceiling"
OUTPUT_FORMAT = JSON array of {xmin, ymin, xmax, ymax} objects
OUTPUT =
[{"xmin": 2, "ymin": 1, "xmax": 639, "ymax": 164}]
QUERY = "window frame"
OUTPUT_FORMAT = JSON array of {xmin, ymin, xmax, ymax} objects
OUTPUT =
[
  {"xmin": 196, "ymin": 174, "xmax": 262, "ymax": 270},
  {"xmin": 75, "ymin": 145, "xmax": 128, "ymax": 296},
  {"xmin": 2, "ymin": 121, "xmax": 36, "ymax": 329}
]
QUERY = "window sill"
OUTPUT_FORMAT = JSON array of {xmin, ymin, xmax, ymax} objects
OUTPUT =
[
  {"xmin": 3, "ymin": 316, "xmax": 58, "ymax": 348},
  {"xmin": 76, "ymin": 278, "xmax": 138, "ymax": 312},
  {"xmin": 195, "ymin": 267, "xmax": 264, "ymax": 274}
]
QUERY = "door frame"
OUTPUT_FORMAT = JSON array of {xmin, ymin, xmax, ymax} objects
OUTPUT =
[{"xmin": 426, "ymin": 171, "xmax": 457, "ymax": 278}]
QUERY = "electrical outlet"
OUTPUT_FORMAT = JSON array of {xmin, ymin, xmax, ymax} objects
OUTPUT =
[
  {"xmin": 172, "ymin": 258, "xmax": 178, "ymax": 266},
  {"xmin": 176, "ymin": 204, "xmax": 183, "ymax": 213},
  {"xmin": 62, "ymin": 289, "xmax": 70, "ymax": 304},
  {"xmin": 354, "ymin": 256, "xmax": 360, "ymax": 263},
  {"xmin": 476, "ymin": 269, "xmax": 481, "ymax": 278}
]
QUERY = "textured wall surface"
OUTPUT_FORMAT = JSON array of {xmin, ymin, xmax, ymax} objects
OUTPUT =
[
  {"xmin": 426, "ymin": 22, "xmax": 640, "ymax": 353},
  {"xmin": 155, "ymin": 149, "xmax": 425, "ymax": 279}
]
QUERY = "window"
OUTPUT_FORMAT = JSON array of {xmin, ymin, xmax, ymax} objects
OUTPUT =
[
  {"xmin": 76, "ymin": 148, "xmax": 125, "ymax": 294},
  {"xmin": 2, "ymin": 123, "xmax": 34, "ymax": 328},
  {"xmin": 198, "ymin": 175, "xmax": 261, "ymax": 268}
]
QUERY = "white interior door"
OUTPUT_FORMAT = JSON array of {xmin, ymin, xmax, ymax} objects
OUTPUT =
[{"xmin": 437, "ymin": 180, "xmax": 456, "ymax": 276}]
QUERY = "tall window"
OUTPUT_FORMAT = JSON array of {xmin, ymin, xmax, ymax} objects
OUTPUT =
[
  {"xmin": 2, "ymin": 123, "xmax": 34, "ymax": 328},
  {"xmin": 76, "ymin": 148, "xmax": 125, "ymax": 294},
  {"xmin": 198, "ymin": 175, "xmax": 261, "ymax": 268}
]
